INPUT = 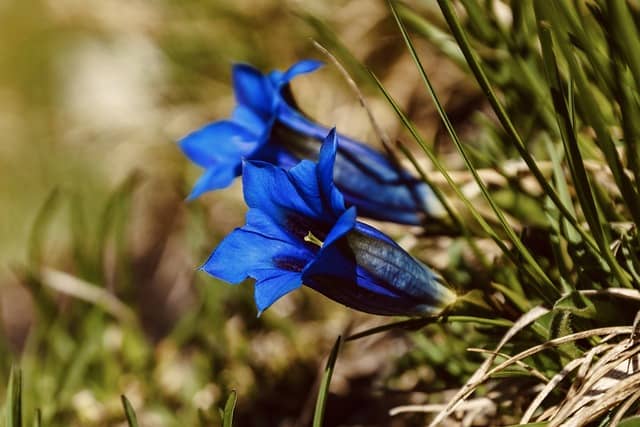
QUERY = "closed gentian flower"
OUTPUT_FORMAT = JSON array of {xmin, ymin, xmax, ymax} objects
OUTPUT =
[
  {"xmin": 201, "ymin": 129, "xmax": 456, "ymax": 316},
  {"xmin": 180, "ymin": 59, "xmax": 441, "ymax": 225}
]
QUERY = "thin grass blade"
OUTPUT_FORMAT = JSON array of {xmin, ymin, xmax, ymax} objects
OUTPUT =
[
  {"xmin": 222, "ymin": 390, "xmax": 237, "ymax": 427},
  {"xmin": 313, "ymin": 336, "xmax": 342, "ymax": 427},
  {"xmin": 5, "ymin": 368, "xmax": 22, "ymax": 427},
  {"xmin": 121, "ymin": 395, "xmax": 139, "ymax": 427}
]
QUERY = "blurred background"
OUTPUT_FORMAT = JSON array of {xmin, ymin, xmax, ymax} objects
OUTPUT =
[{"xmin": 0, "ymin": 0, "xmax": 483, "ymax": 425}]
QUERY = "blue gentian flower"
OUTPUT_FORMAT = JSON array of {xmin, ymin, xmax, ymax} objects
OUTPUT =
[
  {"xmin": 201, "ymin": 129, "xmax": 456, "ymax": 316},
  {"xmin": 180, "ymin": 59, "xmax": 440, "ymax": 225}
]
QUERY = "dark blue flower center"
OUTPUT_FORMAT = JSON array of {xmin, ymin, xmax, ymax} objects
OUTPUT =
[
  {"xmin": 273, "ymin": 256, "xmax": 307, "ymax": 272},
  {"xmin": 283, "ymin": 212, "xmax": 330, "ymax": 247}
]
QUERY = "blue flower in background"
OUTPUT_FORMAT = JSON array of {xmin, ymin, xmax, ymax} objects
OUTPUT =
[
  {"xmin": 202, "ymin": 129, "xmax": 456, "ymax": 316},
  {"xmin": 180, "ymin": 60, "xmax": 441, "ymax": 225}
]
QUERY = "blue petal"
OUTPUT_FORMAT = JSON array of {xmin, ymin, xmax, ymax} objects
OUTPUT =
[
  {"xmin": 317, "ymin": 129, "xmax": 346, "ymax": 215},
  {"xmin": 280, "ymin": 59, "xmax": 324, "ymax": 84},
  {"xmin": 232, "ymin": 64, "xmax": 276, "ymax": 116},
  {"xmin": 352, "ymin": 221, "xmax": 397, "ymax": 246},
  {"xmin": 254, "ymin": 270, "xmax": 303, "ymax": 314},
  {"xmin": 245, "ymin": 131, "xmax": 346, "ymax": 223},
  {"xmin": 179, "ymin": 120, "xmax": 259, "ymax": 168},
  {"xmin": 303, "ymin": 207, "xmax": 357, "ymax": 279},
  {"xmin": 242, "ymin": 208, "xmax": 307, "ymax": 247},
  {"xmin": 187, "ymin": 165, "xmax": 238, "ymax": 200},
  {"xmin": 273, "ymin": 102, "xmax": 435, "ymax": 224},
  {"xmin": 287, "ymin": 160, "xmax": 324, "ymax": 215},
  {"xmin": 268, "ymin": 60, "xmax": 324, "ymax": 88},
  {"xmin": 323, "ymin": 207, "xmax": 357, "ymax": 248},
  {"xmin": 346, "ymin": 227, "xmax": 451, "ymax": 304},
  {"xmin": 201, "ymin": 213, "xmax": 313, "ymax": 284},
  {"xmin": 242, "ymin": 160, "xmax": 323, "ymax": 223},
  {"xmin": 232, "ymin": 105, "xmax": 269, "ymax": 137}
]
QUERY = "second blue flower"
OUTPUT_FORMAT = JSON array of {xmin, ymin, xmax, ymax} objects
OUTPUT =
[{"xmin": 180, "ymin": 60, "xmax": 440, "ymax": 225}]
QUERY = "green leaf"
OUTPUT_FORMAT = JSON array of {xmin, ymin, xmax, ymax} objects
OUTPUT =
[
  {"xmin": 5, "ymin": 368, "xmax": 22, "ymax": 427},
  {"xmin": 27, "ymin": 189, "xmax": 61, "ymax": 271},
  {"xmin": 32, "ymin": 409, "xmax": 41, "ymax": 427},
  {"xmin": 313, "ymin": 336, "xmax": 342, "ymax": 427},
  {"xmin": 619, "ymin": 416, "xmax": 640, "ymax": 427},
  {"xmin": 121, "ymin": 395, "xmax": 139, "ymax": 427},
  {"xmin": 396, "ymin": 3, "xmax": 466, "ymax": 67},
  {"xmin": 222, "ymin": 390, "xmax": 237, "ymax": 427}
]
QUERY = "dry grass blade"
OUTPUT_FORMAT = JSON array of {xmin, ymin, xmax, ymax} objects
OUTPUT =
[
  {"xmin": 41, "ymin": 267, "xmax": 136, "ymax": 324},
  {"xmin": 311, "ymin": 40, "xmax": 393, "ymax": 153},
  {"xmin": 520, "ymin": 357, "xmax": 586, "ymax": 423},
  {"xmin": 610, "ymin": 388, "xmax": 640, "ymax": 426},
  {"xmin": 390, "ymin": 398, "xmax": 495, "ymax": 416},
  {"xmin": 549, "ymin": 344, "xmax": 640, "ymax": 426},
  {"xmin": 430, "ymin": 325, "xmax": 633, "ymax": 426},
  {"xmin": 520, "ymin": 342, "xmax": 615, "ymax": 423},
  {"xmin": 392, "ymin": 397, "xmax": 497, "ymax": 427},
  {"xmin": 579, "ymin": 288, "xmax": 640, "ymax": 302},
  {"xmin": 427, "ymin": 306, "xmax": 549, "ymax": 427},
  {"xmin": 561, "ymin": 370, "xmax": 640, "ymax": 427},
  {"xmin": 485, "ymin": 326, "xmax": 634, "ymax": 381}
]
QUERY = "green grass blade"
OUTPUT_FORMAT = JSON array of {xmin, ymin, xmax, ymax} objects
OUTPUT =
[
  {"xmin": 32, "ymin": 409, "xmax": 41, "ymax": 427},
  {"xmin": 33, "ymin": 408, "xmax": 42, "ymax": 427},
  {"xmin": 121, "ymin": 395, "xmax": 139, "ymax": 427},
  {"xmin": 613, "ymin": 57, "xmax": 640, "ymax": 186},
  {"xmin": 435, "ymin": 0, "xmax": 602, "ymax": 259},
  {"xmin": 393, "ymin": 141, "xmax": 491, "ymax": 269},
  {"xmin": 536, "ymin": 25, "xmax": 605, "ymax": 246},
  {"xmin": 396, "ymin": 3, "xmax": 466, "ymax": 67},
  {"xmin": 619, "ymin": 416, "xmax": 640, "ymax": 427},
  {"xmin": 388, "ymin": 0, "xmax": 558, "ymax": 302},
  {"xmin": 535, "ymin": 2, "xmax": 632, "ymax": 288},
  {"xmin": 373, "ymin": 74, "xmax": 554, "ymax": 299},
  {"xmin": 538, "ymin": 1, "xmax": 640, "ymax": 227},
  {"xmin": 608, "ymin": 0, "xmax": 640, "ymax": 97},
  {"xmin": 27, "ymin": 189, "xmax": 61, "ymax": 271},
  {"xmin": 5, "ymin": 368, "xmax": 22, "ymax": 427},
  {"xmin": 222, "ymin": 390, "xmax": 237, "ymax": 427},
  {"xmin": 346, "ymin": 318, "xmax": 437, "ymax": 341},
  {"xmin": 313, "ymin": 336, "xmax": 342, "ymax": 427},
  {"xmin": 553, "ymin": 0, "xmax": 614, "ymax": 94}
]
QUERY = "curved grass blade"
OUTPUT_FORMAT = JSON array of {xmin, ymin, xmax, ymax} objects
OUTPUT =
[
  {"xmin": 313, "ymin": 336, "xmax": 342, "ymax": 427},
  {"xmin": 5, "ymin": 368, "xmax": 22, "ymax": 427},
  {"xmin": 618, "ymin": 415, "xmax": 640, "ymax": 427},
  {"xmin": 27, "ymin": 189, "xmax": 61, "ymax": 271},
  {"xmin": 32, "ymin": 409, "xmax": 41, "ymax": 427},
  {"xmin": 121, "ymin": 395, "xmax": 139, "ymax": 427},
  {"xmin": 222, "ymin": 390, "xmax": 237, "ymax": 427},
  {"xmin": 396, "ymin": 3, "xmax": 465, "ymax": 67}
]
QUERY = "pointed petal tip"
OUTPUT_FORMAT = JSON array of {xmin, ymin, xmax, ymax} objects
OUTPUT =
[
  {"xmin": 280, "ymin": 59, "xmax": 325, "ymax": 84},
  {"xmin": 186, "ymin": 188, "xmax": 204, "ymax": 201}
]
